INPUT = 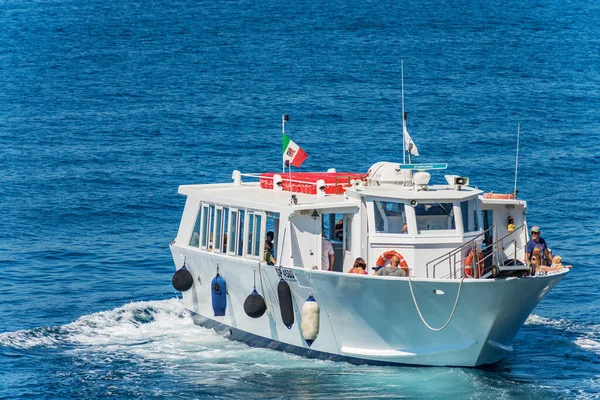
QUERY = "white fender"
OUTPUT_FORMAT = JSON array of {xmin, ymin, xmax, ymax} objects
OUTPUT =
[{"xmin": 301, "ymin": 295, "xmax": 320, "ymax": 345}]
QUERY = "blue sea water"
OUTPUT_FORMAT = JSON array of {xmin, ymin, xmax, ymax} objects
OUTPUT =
[{"xmin": 1, "ymin": 0, "xmax": 600, "ymax": 398}]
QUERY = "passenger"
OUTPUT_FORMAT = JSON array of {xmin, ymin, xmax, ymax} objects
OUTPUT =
[
  {"xmin": 537, "ymin": 255, "xmax": 572, "ymax": 274},
  {"xmin": 376, "ymin": 255, "xmax": 407, "ymax": 277},
  {"xmin": 525, "ymin": 225, "xmax": 552, "ymax": 266},
  {"xmin": 322, "ymin": 235, "xmax": 334, "ymax": 271},
  {"xmin": 550, "ymin": 255, "xmax": 564, "ymax": 269},
  {"xmin": 265, "ymin": 231, "xmax": 275, "ymax": 254},
  {"xmin": 348, "ymin": 258, "xmax": 367, "ymax": 274},
  {"xmin": 264, "ymin": 243, "xmax": 276, "ymax": 266},
  {"xmin": 529, "ymin": 251, "xmax": 542, "ymax": 275},
  {"xmin": 335, "ymin": 220, "xmax": 344, "ymax": 241},
  {"xmin": 507, "ymin": 216, "xmax": 515, "ymax": 232}
]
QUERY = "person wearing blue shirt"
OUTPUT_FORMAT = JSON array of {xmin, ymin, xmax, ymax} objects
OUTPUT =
[{"xmin": 525, "ymin": 225, "xmax": 552, "ymax": 266}]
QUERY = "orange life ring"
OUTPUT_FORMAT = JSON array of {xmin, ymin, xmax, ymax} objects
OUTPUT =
[
  {"xmin": 483, "ymin": 192, "xmax": 515, "ymax": 200},
  {"xmin": 464, "ymin": 249, "xmax": 484, "ymax": 278},
  {"xmin": 376, "ymin": 250, "xmax": 409, "ymax": 274}
]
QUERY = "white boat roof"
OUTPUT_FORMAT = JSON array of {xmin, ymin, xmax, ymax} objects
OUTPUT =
[
  {"xmin": 179, "ymin": 182, "xmax": 357, "ymax": 212},
  {"xmin": 179, "ymin": 180, "xmax": 483, "ymax": 213},
  {"xmin": 355, "ymin": 184, "xmax": 482, "ymax": 200}
]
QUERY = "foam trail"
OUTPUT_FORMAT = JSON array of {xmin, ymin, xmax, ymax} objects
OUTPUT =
[
  {"xmin": 525, "ymin": 314, "xmax": 600, "ymax": 358},
  {"xmin": 0, "ymin": 298, "xmax": 222, "ymax": 353}
]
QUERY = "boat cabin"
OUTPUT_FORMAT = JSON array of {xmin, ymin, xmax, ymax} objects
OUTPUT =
[{"xmin": 174, "ymin": 162, "xmax": 529, "ymax": 279}]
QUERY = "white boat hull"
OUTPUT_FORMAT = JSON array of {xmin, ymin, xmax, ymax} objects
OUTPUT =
[{"xmin": 171, "ymin": 246, "xmax": 568, "ymax": 367}]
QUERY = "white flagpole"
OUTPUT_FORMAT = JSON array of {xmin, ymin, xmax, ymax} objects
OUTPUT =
[
  {"xmin": 401, "ymin": 60, "xmax": 406, "ymax": 165},
  {"xmin": 513, "ymin": 123, "xmax": 520, "ymax": 198},
  {"xmin": 282, "ymin": 115, "xmax": 286, "ymax": 173}
]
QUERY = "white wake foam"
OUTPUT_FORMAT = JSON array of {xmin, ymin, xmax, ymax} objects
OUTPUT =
[
  {"xmin": 525, "ymin": 313, "xmax": 569, "ymax": 328},
  {"xmin": 574, "ymin": 337, "xmax": 600, "ymax": 355},
  {"xmin": 0, "ymin": 298, "xmax": 222, "ymax": 353}
]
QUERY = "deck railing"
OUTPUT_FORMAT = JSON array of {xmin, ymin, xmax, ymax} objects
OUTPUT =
[{"xmin": 426, "ymin": 224, "xmax": 528, "ymax": 279}]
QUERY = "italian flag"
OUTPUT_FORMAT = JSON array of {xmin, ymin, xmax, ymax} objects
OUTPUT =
[{"xmin": 282, "ymin": 133, "xmax": 308, "ymax": 167}]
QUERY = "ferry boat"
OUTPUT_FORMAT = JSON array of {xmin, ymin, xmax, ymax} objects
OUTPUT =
[{"xmin": 169, "ymin": 157, "xmax": 570, "ymax": 367}]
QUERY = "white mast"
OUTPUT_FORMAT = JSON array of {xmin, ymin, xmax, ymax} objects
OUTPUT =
[
  {"xmin": 401, "ymin": 60, "xmax": 406, "ymax": 165},
  {"xmin": 513, "ymin": 123, "xmax": 520, "ymax": 198}
]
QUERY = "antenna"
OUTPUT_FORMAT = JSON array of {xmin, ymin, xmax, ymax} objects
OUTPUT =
[
  {"xmin": 513, "ymin": 123, "xmax": 520, "ymax": 198},
  {"xmin": 401, "ymin": 60, "xmax": 406, "ymax": 165}
]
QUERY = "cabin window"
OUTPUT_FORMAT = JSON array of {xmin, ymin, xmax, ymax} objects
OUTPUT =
[
  {"xmin": 200, "ymin": 204, "xmax": 212, "ymax": 250},
  {"xmin": 189, "ymin": 204, "xmax": 201, "ymax": 247},
  {"xmin": 245, "ymin": 211, "xmax": 263, "ymax": 258},
  {"xmin": 228, "ymin": 209, "xmax": 239, "ymax": 255},
  {"xmin": 238, "ymin": 210, "xmax": 245, "ymax": 256},
  {"xmin": 460, "ymin": 200, "xmax": 480, "ymax": 233},
  {"xmin": 374, "ymin": 201, "xmax": 407, "ymax": 234},
  {"xmin": 222, "ymin": 207, "xmax": 229, "ymax": 253},
  {"xmin": 214, "ymin": 207, "xmax": 229, "ymax": 253},
  {"xmin": 214, "ymin": 207, "xmax": 223, "ymax": 251},
  {"xmin": 265, "ymin": 212, "xmax": 280, "ymax": 261},
  {"xmin": 415, "ymin": 203, "xmax": 456, "ymax": 232}
]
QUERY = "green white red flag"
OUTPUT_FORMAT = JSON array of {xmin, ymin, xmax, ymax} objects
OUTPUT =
[{"xmin": 282, "ymin": 133, "xmax": 308, "ymax": 167}]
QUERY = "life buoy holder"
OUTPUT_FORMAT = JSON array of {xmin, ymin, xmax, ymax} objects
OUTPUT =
[
  {"xmin": 464, "ymin": 249, "xmax": 484, "ymax": 278},
  {"xmin": 483, "ymin": 192, "xmax": 515, "ymax": 200},
  {"xmin": 376, "ymin": 250, "xmax": 409, "ymax": 275}
]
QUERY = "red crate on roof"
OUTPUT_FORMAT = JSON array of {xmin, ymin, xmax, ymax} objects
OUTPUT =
[{"xmin": 260, "ymin": 172, "xmax": 366, "ymax": 195}]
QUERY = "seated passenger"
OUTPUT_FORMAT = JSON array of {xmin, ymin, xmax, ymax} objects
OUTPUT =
[
  {"xmin": 348, "ymin": 258, "xmax": 367, "ymax": 275},
  {"xmin": 264, "ymin": 243, "xmax": 276, "ymax": 266},
  {"xmin": 529, "ymin": 252, "xmax": 542, "ymax": 274},
  {"xmin": 376, "ymin": 255, "xmax": 407, "ymax": 277},
  {"xmin": 537, "ymin": 255, "xmax": 572, "ymax": 275},
  {"xmin": 525, "ymin": 225, "xmax": 552, "ymax": 266}
]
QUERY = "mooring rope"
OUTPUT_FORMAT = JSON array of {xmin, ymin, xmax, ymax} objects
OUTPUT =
[{"xmin": 407, "ymin": 276, "xmax": 465, "ymax": 331}]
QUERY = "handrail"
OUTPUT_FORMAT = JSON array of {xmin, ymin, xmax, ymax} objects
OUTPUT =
[
  {"xmin": 426, "ymin": 224, "xmax": 528, "ymax": 279},
  {"xmin": 426, "ymin": 226, "xmax": 492, "ymax": 278}
]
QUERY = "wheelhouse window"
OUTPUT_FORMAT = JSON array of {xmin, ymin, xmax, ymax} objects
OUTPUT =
[
  {"xmin": 460, "ymin": 200, "xmax": 480, "ymax": 233},
  {"xmin": 374, "ymin": 201, "xmax": 407, "ymax": 234},
  {"xmin": 415, "ymin": 203, "xmax": 456, "ymax": 232}
]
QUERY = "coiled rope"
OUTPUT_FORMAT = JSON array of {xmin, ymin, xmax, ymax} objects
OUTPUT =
[{"xmin": 407, "ymin": 276, "xmax": 465, "ymax": 331}]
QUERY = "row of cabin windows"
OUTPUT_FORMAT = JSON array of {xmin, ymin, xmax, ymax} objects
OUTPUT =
[
  {"xmin": 373, "ymin": 199, "xmax": 480, "ymax": 234},
  {"xmin": 189, "ymin": 203, "xmax": 277, "ymax": 260}
]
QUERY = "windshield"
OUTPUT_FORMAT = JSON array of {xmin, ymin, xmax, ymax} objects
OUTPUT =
[{"xmin": 414, "ymin": 202, "xmax": 456, "ymax": 232}]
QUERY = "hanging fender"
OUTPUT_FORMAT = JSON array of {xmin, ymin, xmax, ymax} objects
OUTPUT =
[
  {"xmin": 277, "ymin": 279, "xmax": 294, "ymax": 329},
  {"xmin": 211, "ymin": 270, "xmax": 227, "ymax": 316},
  {"xmin": 172, "ymin": 265, "xmax": 193, "ymax": 292},
  {"xmin": 301, "ymin": 295, "xmax": 320, "ymax": 346},
  {"xmin": 244, "ymin": 289, "xmax": 267, "ymax": 318}
]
